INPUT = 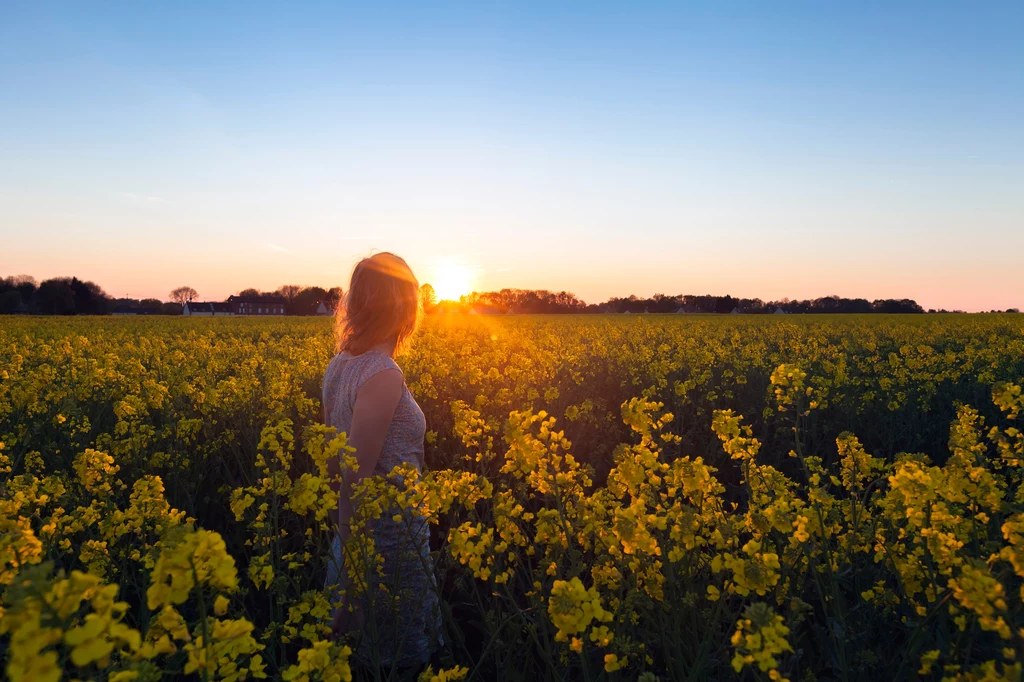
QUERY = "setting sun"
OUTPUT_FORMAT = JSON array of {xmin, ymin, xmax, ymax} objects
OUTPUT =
[{"xmin": 431, "ymin": 262, "xmax": 475, "ymax": 301}]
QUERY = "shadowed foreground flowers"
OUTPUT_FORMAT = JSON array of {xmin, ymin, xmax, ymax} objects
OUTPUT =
[{"xmin": 2, "ymin": 314, "xmax": 1024, "ymax": 680}]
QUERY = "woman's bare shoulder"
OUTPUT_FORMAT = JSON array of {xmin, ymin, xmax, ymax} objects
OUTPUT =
[{"xmin": 355, "ymin": 367, "xmax": 404, "ymax": 403}]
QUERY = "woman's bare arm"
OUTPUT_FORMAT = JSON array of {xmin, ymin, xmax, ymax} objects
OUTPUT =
[
  {"xmin": 330, "ymin": 368, "xmax": 404, "ymax": 635},
  {"xmin": 335, "ymin": 368, "xmax": 404, "ymax": 531}
]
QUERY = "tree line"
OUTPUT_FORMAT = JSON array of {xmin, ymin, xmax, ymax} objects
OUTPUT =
[
  {"xmin": 3, "ymin": 275, "xmax": 1015, "ymax": 316},
  {"xmin": 437, "ymin": 289, "xmax": 938, "ymax": 315},
  {"xmin": 0, "ymin": 277, "xmax": 347, "ymax": 316},
  {"xmin": 0, "ymin": 275, "xmax": 149, "ymax": 315}
]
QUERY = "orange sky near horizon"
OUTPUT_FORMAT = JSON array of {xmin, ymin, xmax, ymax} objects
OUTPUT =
[{"xmin": 4, "ymin": 222, "xmax": 1021, "ymax": 312}]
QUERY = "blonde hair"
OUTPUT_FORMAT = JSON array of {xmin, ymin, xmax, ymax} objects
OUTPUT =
[{"xmin": 335, "ymin": 252, "xmax": 421, "ymax": 355}]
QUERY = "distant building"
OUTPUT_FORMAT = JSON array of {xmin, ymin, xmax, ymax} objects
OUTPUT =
[
  {"xmin": 316, "ymin": 302, "xmax": 331, "ymax": 315},
  {"xmin": 774, "ymin": 308, "xmax": 789, "ymax": 315},
  {"xmin": 183, "ymin": 296, "xmax": 287, "ymax": 317},
  {"xmin": 675, "ymin": 305, "xmax": 698, "ymax": 314},
  {"xmin": 228, "ymin": 295, "xmax": 286, "ymax": 316},
  {"xmin": 730, "ymin": 307, "xmax": 744, "ymax": 315},
  {"xmin": 183, "ymin": 301, "xmax": 234, "ymax": 316}
]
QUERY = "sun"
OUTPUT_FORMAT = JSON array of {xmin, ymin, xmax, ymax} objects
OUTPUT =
[{"xmin": 431, "ymin": 262, "xmax": 474, "ymax": 301}]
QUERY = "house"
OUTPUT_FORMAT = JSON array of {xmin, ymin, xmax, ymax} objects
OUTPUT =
[
  {"xmin": 730, "ymin": 307, "xmax": 744, "ymax": 315},
  {"xmin": 226, "ymin": 295, "xmax": 286, "ymax": 316},
  {"xmin": 316, "ymin": 302, "xmax": 331, "ymax": 315},
  {"xmin": 675, "ymin": 305, "xmax": 698, "ymax": 314},
  {"xmin": 774, "ymin": 308, "xmax": 789, "ymax": 315},
  {"xmin": 184, "ymin": 296, "xmax": 288, "ymax": 317},
  {"xmin": 183, "ymin": 301, "xmax": 234, "ymax": 316}
]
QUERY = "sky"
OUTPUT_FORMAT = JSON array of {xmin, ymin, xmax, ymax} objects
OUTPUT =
[{"xmin": 1, "ymin": 1, "xmax": 1022, "ymax": 311}]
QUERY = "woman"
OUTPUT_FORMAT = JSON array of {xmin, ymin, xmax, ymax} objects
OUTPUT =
[{"xmin": 322, "ymin": 252, "xmax": 441, "ymax": 668}]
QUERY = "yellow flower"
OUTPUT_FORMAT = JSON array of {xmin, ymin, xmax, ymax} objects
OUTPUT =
[
  {"xmin": 147, "ymin": 528, "xmax": 239, "ymax": 610},
  {"xmin": 547, "ymin": 577, "xmax": 612, "ymax": 641},
  {"xmin": 603, "ymin": 653, "xmax": 626, "ymax": 672},
  {"xmin": 282, "ymin": 641, "xmax": 353, "ymax": 682},
  {"xmin": 418, "ymin": 665, "xmax": 469, "ymax": 682},
  {"xmin": 730, "ymin": 603, "xmax": 793, "ymax": 681}
]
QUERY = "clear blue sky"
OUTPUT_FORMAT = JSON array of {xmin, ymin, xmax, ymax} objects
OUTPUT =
[{"xmin": 1, "ymin": 1, "xmax": 1022, "ymax": 310}]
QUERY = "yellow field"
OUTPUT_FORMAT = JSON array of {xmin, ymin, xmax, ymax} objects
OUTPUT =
[{"xmin": 2, "ymin": 314, "xmax": 1024, "ymax": 681}]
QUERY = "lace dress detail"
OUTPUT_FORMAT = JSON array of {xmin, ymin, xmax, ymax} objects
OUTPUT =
[{"xmin": 322, "ymin": 350, "xmax": 441, "ymax": 667}]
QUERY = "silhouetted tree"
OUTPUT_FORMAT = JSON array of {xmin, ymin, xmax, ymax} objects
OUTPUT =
[
  {"xmin": 646, "ymin": 294, "xmax": 679, "ymax": 313},
  {"xmin": 69, "ymin": 278, "xmax": 110, "ymax": 314},
  {"xmin": 275, "ymin": 285, "xmax": 303, "ymax": 302},
  {"xmin": 872, "ymin": 298, "xmax": 924, "ymax": 314},
  {"xmin": 459, "ymin": 288, "xmax": 587, "ymax": 314},
  {"xmin": 291, "ymin": 286, "xmax": 328, "ymax": 315},
  {"xmin": 714, "ymin": 295, "xmax": 737, "ymax": 314},
  {"xmin": 37, "ymin": 278, "xmax": 78, "ymax": 315},
  {"xmin": 420, "ymin": 284, "xmax": 438, "ymax": 313},
  {"xmin": 170, "ymin": 286, "xmax": 198, "ymax": 306},
  {"xmin": 326, "ymin": 287, "xmax": 344, "ymax": 312},
  {"xmin": 0, "ymin": 275, "xmax": 36, "ymax": 313},
  {"xmin": 0, "ymin": 290, "xmax": 20, "ymax": 313}
]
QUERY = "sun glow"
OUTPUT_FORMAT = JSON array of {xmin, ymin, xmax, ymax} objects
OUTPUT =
[{"xmin": 431, "ymin": 262, "xmax": 475, "ymax": 301}]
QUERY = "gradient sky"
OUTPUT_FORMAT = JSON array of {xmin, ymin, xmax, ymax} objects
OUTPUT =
[{"xmin": 1, "ymin": 2, "xmax": 1022, "ymax": 311}]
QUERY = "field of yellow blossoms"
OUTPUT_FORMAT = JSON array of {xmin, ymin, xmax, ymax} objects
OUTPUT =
[{"xmin": 2, "ymin": 313, "xmax": 1024, "ymax": 682}]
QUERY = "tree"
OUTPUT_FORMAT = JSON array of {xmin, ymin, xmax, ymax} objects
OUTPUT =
[
  {"xmin": 291, "ymin": 286, "xmax": 328, "ymax": 315},
  {"xmin": 69, "ymin": 277, "xmax": 110, "ymax": 315},
  {"xmin": 37, "ymin": 278, "xmax": 77, "ymax": 315},
  {"xmin": 419, "ymin": 284, "xmax": 437, "ymax": 313},
  {"xmin": 0, "ymin": 290, "xmax": 21, "ymax": 314},
  {"xmin": 326, "ymin": 287, "xmax": 344, "ymax": 312},
  {"xmin": 275, "ymin": 285, "xmax": 303, "ymax": 301},
  {"xmin": 0, "ymin": 275, "xmax": 37, "ymax": 314},
  {"xmin": 170, "ymin": 286, "xmax": 198, "ymax": 307},
  {"xmin": 649, "ymin": 293, "xmax": 682, "ymax": 313},
  {"xmin": 872, "ymin": 298, "xmax": 924, "ymax": 314}
]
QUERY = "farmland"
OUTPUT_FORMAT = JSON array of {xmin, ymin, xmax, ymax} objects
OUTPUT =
[{"xmin": 2, "ymin": 313, "xmax": 1024, "ymax": 681}]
